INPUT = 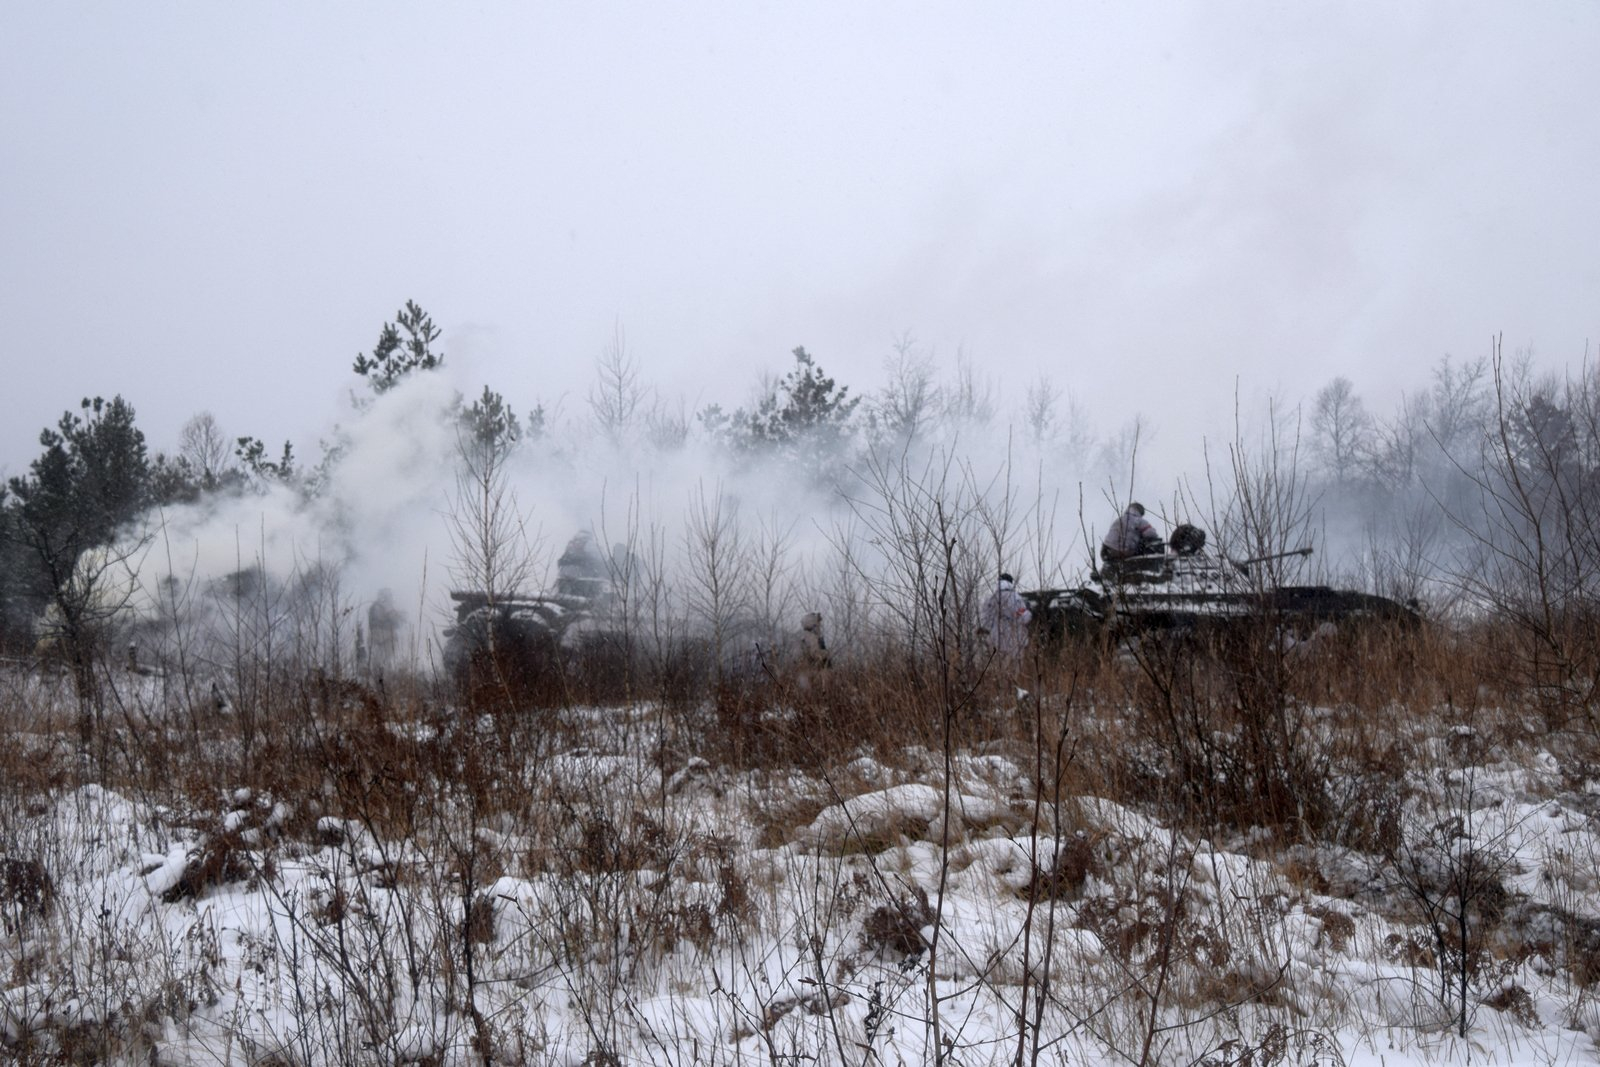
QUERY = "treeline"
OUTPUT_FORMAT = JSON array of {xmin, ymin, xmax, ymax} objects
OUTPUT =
[
  {"xmin": 4, "ymin": 302, "xmax": 1598, "ymax": 685},
  {"xmin": 0, "ymin": 301, "xmax": 436, "ymax": 663},
  {"xmin": 0, "ymin": 301, "xmax": 1091, "ymax": 662},
  {"xmin": 1300, "ymin": 352, "xmax": 1600, "ymax": 608}
]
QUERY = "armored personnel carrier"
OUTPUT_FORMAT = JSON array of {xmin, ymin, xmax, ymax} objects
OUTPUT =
[
  {"xmin": 1021, "ymin": 523, "xmax": 1420, "ymax": 645},
  {"xmin": 441, "ymin": 532, "xmax": 622, "ymax": 692}
]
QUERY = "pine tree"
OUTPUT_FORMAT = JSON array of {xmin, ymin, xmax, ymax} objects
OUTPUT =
[
  {"xmin": 5, "ymin": 396, "xmax": 153, "ymax": 741},
  {"xmin": 353, "ymin": 300, "xmax": 445, "ymax": 396},
  {"xmin": 739, "ymin": 347, "xmax": 859, "ymax": 444},
  {"xmin": 727, "ymin": 347, "xmax": 860, "ymax": 483}
]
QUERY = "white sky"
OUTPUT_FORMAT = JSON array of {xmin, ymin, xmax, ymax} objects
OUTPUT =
[{"xmin": 3, "ymin": 2, "xmax": 1597, "ymax": 476}]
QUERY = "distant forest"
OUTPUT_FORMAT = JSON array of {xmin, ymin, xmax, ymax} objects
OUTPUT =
[{"xmin": 4, "ymin": 301, "xmax": 1597, "ymax": 669}]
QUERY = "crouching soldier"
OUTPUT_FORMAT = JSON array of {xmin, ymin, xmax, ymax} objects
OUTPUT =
[
  {"xmin": 1100, "ymin": 502, "xmax": 1168, "ymax": 582},
  {"xmin": 1101, "ymin": 502, "xmax": 1163, "ymax": 561}
]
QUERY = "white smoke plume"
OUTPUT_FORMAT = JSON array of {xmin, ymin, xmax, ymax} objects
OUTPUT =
[{"xmin": 110, "ymin": 358, "xmax": 1226, "ymax": 680}]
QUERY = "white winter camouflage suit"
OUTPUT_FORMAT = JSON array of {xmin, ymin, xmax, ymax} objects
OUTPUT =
[{"xmin": 979, "ymin": 577, "xmax": 1033, "ymax": 657}]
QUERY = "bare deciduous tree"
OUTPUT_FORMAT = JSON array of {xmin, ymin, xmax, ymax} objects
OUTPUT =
[
  {"xmin": 683, "ymin": 481, "xmax": 750, "ymax": 683},
  {"xmin": 945, "ymin": 348, "xmax": 995, "ymax": 429},
  {"xmin": 1310, "ymin": 376, "xmax": 1372, "ymax": 485},
  {"xmin": 1024, "ymin": 374, "xmax": 1060, "ymax": 447},
  {"xmin": 1095, "ymin": 415, "xmax": 1148, "ymax": 498},
  {"xmin": 749, "ymin": 512, "xmax": 798, "ymax": 659},
  {"xmin": 448, "ymin": 387, "xmax": 537, "ymax": 627},
  {"xmin": 1426, "ymin": 355, "xmax": 1491, "ymax": 460},
  {"xmin": 1364, "ymin": 394, "xmax": 1427, "ymax": 494},
  {"xmin": 588, "ymin": 320, "xmax": 644, "ymax": 443},
  {"xmin": 1451, "ymin": 343, "xmax": 1600, "ymax": 732},
  {"xmin": 178, "ymin": 411, "xmax": 237, "ymax": 491},
  {"xmin": 876, "ymin": 332, "xmax": 938, "ymax": 446},
  {"xmin": 644, "ymin": 394, "xmax": 690, "ymax": 452}
]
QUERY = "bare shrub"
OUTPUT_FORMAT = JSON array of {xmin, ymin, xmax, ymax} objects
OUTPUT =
[
  {"xmin": 861, "ymin": 886, "xmax": 935, "ymax": 958},
  {"xmin": 159, "ymin": 829, "xmax": 252, "ymax": 903},
  {"xmin": 0, "ymin": 856, "xmax": 53, "ymax": 931},
  {"xmin": 1023, "ymin": 830, "xmax": 1101, "ymax": 901},
  {"xmin": 1450, "ymin": 345, "xmax": 1600, "ymax": 736},
  {"xmin": 1109, "ymin": 404, "xmax": 1357, "ymax": 847}
]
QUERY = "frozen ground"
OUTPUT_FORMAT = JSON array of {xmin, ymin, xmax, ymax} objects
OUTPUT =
[{"xmin": 2, "ymin": 683, "xmax": 1599, "ymax": 1066}]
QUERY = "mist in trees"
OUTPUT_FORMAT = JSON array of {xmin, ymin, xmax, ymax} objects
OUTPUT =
[
  {"xmin": 1310, "ymin": 377, "xmax": 1370, "ymax": 487},
  {"xmin": 5, "ymin": 296, "xmax": 1598, "ymax": 732},
  {"xmin": 1300, "ymin": 355, "xmax": 1516, "ymax": 602}
]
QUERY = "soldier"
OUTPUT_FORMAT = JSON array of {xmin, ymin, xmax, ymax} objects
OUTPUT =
[
  {"xmin": 799, "ymin": 611, "xmax": 831, "ymax": 671},
  {"xmin": 978, "ymin": 573, "xmax": 1033, "ymax": 659},
  {"xmin": 367, "ymin": 590, "xmax": 402, "ymax": 671},
  {"xmin": 1101, "ymin": 502, "xmax": 1164, "ymax": 562},
  {"xmin": 793, "ymin": 614, "xmax": 832, "ymax": 697}
]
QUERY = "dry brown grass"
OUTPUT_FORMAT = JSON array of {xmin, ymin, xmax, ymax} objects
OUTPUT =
[
  {"xmin": 0, "ymin": 600, "xmax": 1596, "ymax": 1063},
  {"xmin": 3, "ymin": 607, "xmax": 1590, "ymax": 863}
]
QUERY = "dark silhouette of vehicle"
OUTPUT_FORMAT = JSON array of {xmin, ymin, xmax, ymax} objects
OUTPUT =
[
  {"xmin": 442, "ymin": 532, "xmax": 624, "ymax": 703},
  {"xmin": 1022, "ymin": 524, "xmax": 1420, "ymax": 645}
]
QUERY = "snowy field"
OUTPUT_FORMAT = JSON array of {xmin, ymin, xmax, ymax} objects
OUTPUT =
[{"xmin": 2, "ymin": 661, "xmax": 1599, "ymax": 1067}]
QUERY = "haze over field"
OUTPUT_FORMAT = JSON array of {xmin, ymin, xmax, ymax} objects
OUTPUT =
[
  {"xmin": 3, "ymin": 2, "xmax": 1597, "ymax": 483},
  {"xmin": 7, "ymin": 10, "xmax": 1600, "ymax": 1065}
]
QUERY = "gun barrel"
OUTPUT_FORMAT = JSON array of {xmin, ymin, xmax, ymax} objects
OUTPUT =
[{"xmin": 1233, "ymin": 545, "xmax": 1314, "ymax": 567}]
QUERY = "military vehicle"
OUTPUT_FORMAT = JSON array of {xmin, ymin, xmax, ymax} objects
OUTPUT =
[
  {"xmin": 1021, "ymin": 523, "xmax": 1421, "ymax": 645},
  {"xmin": 442, "ymin": 532, "xmax": 623, "ymax": 693}
]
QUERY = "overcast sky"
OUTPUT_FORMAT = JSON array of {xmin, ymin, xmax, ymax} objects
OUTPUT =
[{"xmin": 4, "ymin": 2, "xmax": 1597, "ymax": 478}]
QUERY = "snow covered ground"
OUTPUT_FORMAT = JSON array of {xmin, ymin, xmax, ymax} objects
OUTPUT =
[{"xmin": 2, "ymin": 675, "xmax": 1599, "ymax": 1066}]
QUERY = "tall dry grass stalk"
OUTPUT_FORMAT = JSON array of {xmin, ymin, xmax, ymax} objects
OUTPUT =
[{"xmin": 3, "ymin": 419, "xmax": 1599, "ymax": 1065}]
